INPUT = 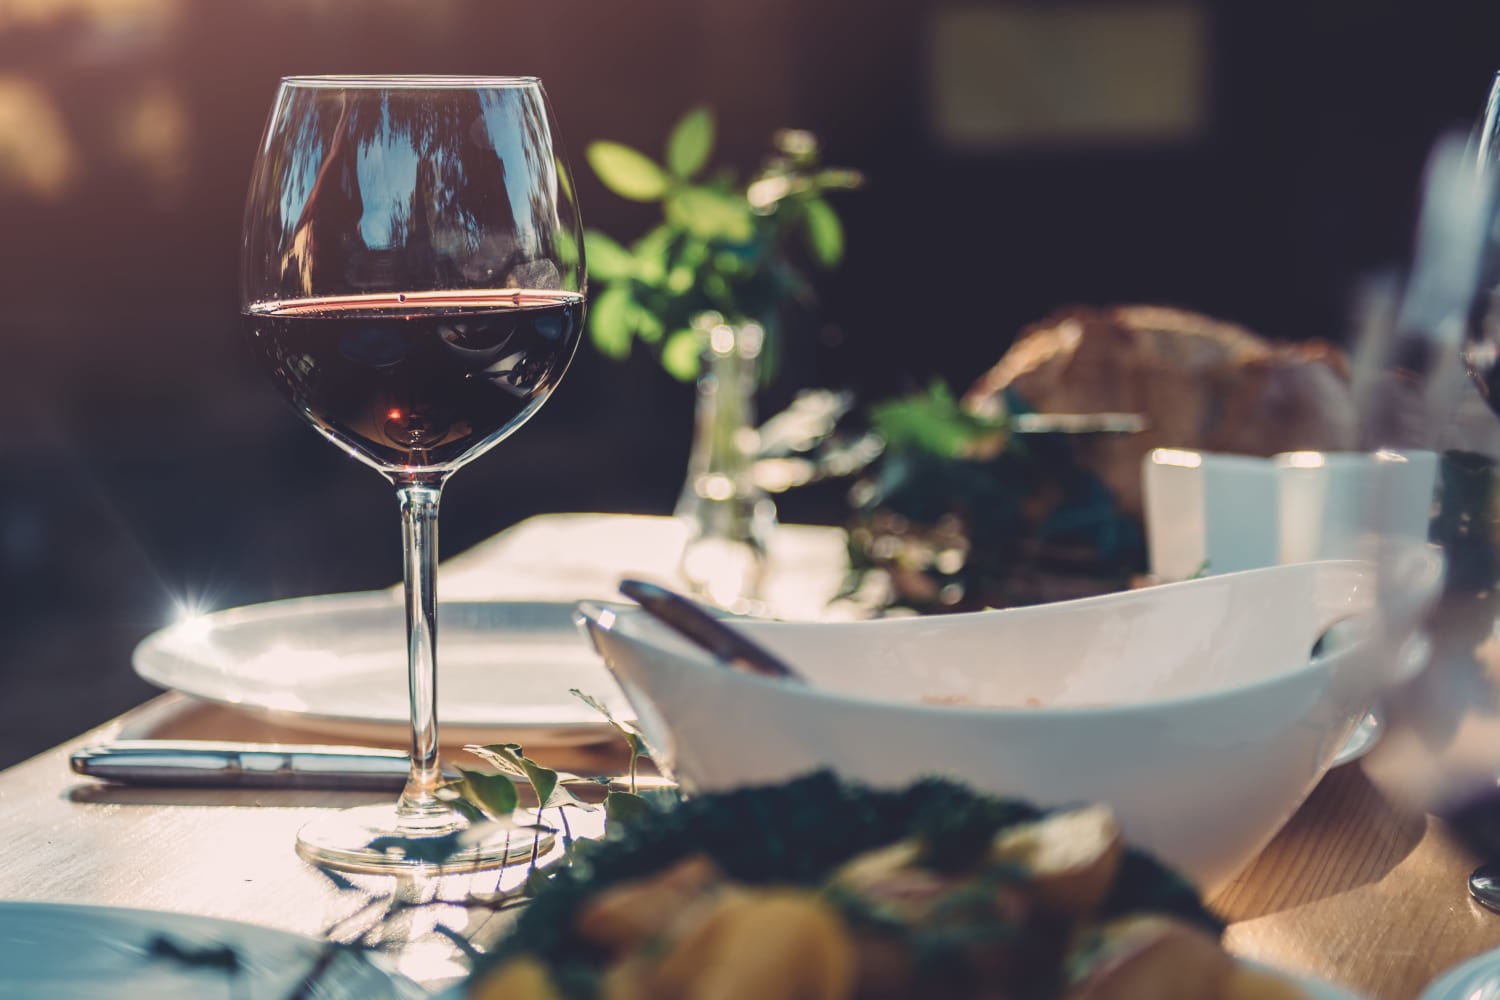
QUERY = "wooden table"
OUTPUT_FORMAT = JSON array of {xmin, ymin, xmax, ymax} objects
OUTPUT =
[
  {"xmin": 0, "ymin": 695, "xmax": 620, "ymax": 992},
  {"xmin": 1, "ymin": 694, "xmax": 1497, "ymax": 997}
]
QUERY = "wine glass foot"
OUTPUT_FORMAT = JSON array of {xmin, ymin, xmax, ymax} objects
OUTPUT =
[{"xmin": 295, "ymin": 803, "xmax": 554, "ymax": 875}]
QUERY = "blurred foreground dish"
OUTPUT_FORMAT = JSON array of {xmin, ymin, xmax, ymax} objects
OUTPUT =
[
  {"xmin": 466, "ymin": 775, "xmax": 1315, "ymax": 1000},
  {"xmin": 849, "ymin": 305, "xmax": 1358, "ymax": 611}
]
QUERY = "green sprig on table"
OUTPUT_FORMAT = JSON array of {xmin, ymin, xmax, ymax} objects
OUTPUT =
[
  {"xmin": 868, "ymin": 380, "xmax": 1008, "ymax": 459},
  {"xmin": 582, "ymin": 106, "xmax": 862, "ymax": 381},
  {"xmin": 844, "ymin": 383, "xmax": 1145, "ymax": 613},
  {"xmin": 370, "ymin": 692, "xmax": 674, "ymax": 872}
]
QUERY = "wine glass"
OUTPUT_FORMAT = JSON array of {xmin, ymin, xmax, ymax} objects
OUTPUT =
[
  {"xmin": 239, "ymin": 76, "xmax": 585, "ymax": 872},
  {"xmin": 1354, "ymin": 122, "xmax": 1500, "ymax": 893}
]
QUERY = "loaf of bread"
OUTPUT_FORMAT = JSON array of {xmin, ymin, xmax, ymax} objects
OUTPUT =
[{"xmin": 961, "ymin": 305, "xmax": 1358, "ymax": 517}]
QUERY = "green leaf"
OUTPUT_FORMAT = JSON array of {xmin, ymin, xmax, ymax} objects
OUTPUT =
[
  {"xmin": 666, "ymin": 106, "xmax": 715, "ymax": 179},
  {"xmin": 666, "ymin": 266, "xmax": 695, "ymax": 295},
  {"xmin": 603, "ymin": 790, "xmax": 654, "ymax": 833},
  {"xmin": 662, "ymin": 329, "xmax": 703, "ymax": 382},
  {"xmin": 583, "ymin": 230, "xmax": 637, "ymax": 281},
  {"xmin": 802, "ymin": 196, "xmax": 844, "ymax": 268},
  {"xmin": 674, "ymin": 238, "xmax": 711, "ymax": 272},
  {"xmin": 464, "ymin": 744, "xmax": 594, "ymax": 811},
  {"xmin": 451, "ymin": 766, "xmax": 519, "ymax": 819},
  {"xmin": 869, "ymin": 381, "xmax": 1006, "ymax": 459},
  {"xmin": 586, "ymin": 141, "xmax": 671, "ymax": 202},
  {"xmin": 440, "ymin": 794, "xmax": 489, "ymax": 826},
  {"xmin": 589, "ymin": 285, "xmax": 633, "ymax": 359},
  {"xmin": 630, "ymin": 303, "xmax": 665, "ymax": 344},
  {"xmin": 702, "ymin": 272, "xmax": 732, "ymax": 308},
  {"xmin": 633, "ymin": 224, "xmax": 676, "ymax": 257},
  {"xmin": 665, "ymin": 186, "xmax": 755, "ymax": 243},
  {"xmin": 569, "ymin": 689, "xmax": 647, "ymax": 756},
  {"xmin": 630, "ymin": 225, "xmax": 674, "ymax": 285}
]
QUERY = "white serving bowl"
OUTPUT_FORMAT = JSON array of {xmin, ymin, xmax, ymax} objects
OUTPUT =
[{"xmin": 577, "ymin": 561, "xmax": 1393, "ymax": 890}]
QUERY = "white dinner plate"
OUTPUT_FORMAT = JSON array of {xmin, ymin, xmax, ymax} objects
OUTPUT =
[
  {"xmin": 132, "ymin": 592, "xmax": 631, "ymax": 747},
  {"xmin": 0, "ymin": 901, "xmax": 423, "ymax": 999}
]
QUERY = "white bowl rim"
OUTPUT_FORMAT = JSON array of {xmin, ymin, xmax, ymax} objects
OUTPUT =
[
  {"xmin": 738, "ymin": 558, "xmax": 1373, "ymax": 633},
  {"xmin": 578, "ymin": 560, "xmax": 1379, "ymax": 722}
]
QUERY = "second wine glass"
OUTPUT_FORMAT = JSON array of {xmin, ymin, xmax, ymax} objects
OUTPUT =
[{"xmin": 239, "ymin": 75, "xmax": 585, "ymax": 872}]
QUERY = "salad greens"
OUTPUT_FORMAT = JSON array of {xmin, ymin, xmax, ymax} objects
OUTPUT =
[{"xmin": 475, "ymin": 772, "xmax": 1218, "ymax": 999}]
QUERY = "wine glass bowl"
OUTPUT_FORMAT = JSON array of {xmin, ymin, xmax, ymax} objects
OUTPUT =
[
  {"xmin": 241, "ymin": 76, "xmax": 584, "ymax": 481},
  {"xmin": 243, "ymin": 289, "xmax": 583, "ymax": 475},
  {"xmin": 239, "ymin": 76, "xmax": 584, "ymax": 872}
]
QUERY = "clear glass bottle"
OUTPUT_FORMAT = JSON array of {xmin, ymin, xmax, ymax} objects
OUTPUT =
[{"xmin": 675, "ymin": 316, "xmax": 777, "ymax": 612}]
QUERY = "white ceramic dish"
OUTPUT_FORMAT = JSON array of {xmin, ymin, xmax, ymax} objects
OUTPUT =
[
  {"xmin": 1142, "ymin": 447, "xmax": 1438, "ymax": 582},
  {"xmin": 579, "ymin": 561, "xmax": 1404, "ymax": 889},
  {"xmin": 1332, "ymin": 707, "xmax": 1383, "ymax": 767},
  {"xmin": 1420, "ymin": 945, "xmax": 1500, "ymax": 999},
  {"xmin": 133, "ymin": 593, "xmax": 631, "ymax": 746},
  {"xmin": 0, "ymin": 901, "xmax": 423, "ymax": 998}
]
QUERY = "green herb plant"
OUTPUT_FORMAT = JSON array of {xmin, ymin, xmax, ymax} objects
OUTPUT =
[
  {"xmin": 868, "ymin": 380, "xmax": 1008, "ymax": 460},
  {"xmin": 583, "ymin": 106, "xmax": 862, "ymax": 381},
  {"xmin": 844, "ymin": 383, "xmax": 1146, "ymax": 613}
]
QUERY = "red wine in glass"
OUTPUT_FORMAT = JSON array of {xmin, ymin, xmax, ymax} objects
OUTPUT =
[{"xmin": 245, "ymin": 289, "xmax": 582, "ymax": 472}]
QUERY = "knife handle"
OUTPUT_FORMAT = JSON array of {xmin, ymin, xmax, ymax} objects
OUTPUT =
[{"xmin": 618, "ymin": 578, "xmax": 803, "ymax": 681}]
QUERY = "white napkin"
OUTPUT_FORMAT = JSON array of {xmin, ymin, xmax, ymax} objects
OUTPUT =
[{"xmin": 438, "ymin": 512, "xmax": 856, "ymax": 621}]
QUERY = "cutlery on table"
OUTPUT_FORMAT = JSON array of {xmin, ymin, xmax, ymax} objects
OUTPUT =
[
  {"xmin": 70, "ymin": 740, "xmax": 676, "ymax": 793},
  {"xmin": 71, "ymin": 741, "xmax": 430, "ymax": 791}
]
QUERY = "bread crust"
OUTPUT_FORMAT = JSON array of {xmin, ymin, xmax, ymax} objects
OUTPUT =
[{"xmin": 962, "ymin": 305, "xmax": 1357, "ymax": 516}]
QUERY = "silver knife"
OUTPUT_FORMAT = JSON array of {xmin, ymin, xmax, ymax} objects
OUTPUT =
[
  {"xmin": 70, "ymin": 740, "xmax": 679, "ymax": 792},
  {"xmin": 71, "ymin": 740, "xmax": 419, "ymax": 790}
]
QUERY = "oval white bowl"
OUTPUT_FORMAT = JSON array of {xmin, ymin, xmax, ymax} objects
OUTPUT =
[{"xmin": 578, "ymin": 561, "xmax": 1389, "ymax": 889}]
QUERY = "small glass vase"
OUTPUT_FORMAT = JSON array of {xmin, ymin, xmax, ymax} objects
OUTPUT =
[{"xmin": 674, "ymin": 317, "xmax": 777, "ymax": 613}]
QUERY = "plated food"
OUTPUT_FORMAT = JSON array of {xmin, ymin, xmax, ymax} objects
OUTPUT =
[
  {"xmin": 964, "ymin": 304, "xmax": 1358, "ymax": 521},
  {"xmin": 844, "ymin": 304, "xmax": 1363, "ymax": 612},
  {"xmin": 464, "ymin": 774, "xmax": 1317, "ymax": 1000},
  {"xmin": 0, "ymin": 901, "xmax": 423, "ymax": 999}
]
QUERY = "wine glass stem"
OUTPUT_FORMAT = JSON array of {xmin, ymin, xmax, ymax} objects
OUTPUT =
[{"xmin": 395, "ymin": 482, "xmax": 449, "ymax": 830}]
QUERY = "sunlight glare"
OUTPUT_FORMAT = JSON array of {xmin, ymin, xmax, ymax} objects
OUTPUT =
[
  {"xmin": 1281, "ymin": 451, "xmax": 1326, "ymax": 469},
  {"xmin": 171, "ymin": 599, "xmax": 210, "ymax": 640},
  {"xmin": 1151, "ymin": 448, "xmax": 1202, "ymax": 469},
  {"xmin": 0, "ymin": 77, "xmax": 78, "ymax": 199}
]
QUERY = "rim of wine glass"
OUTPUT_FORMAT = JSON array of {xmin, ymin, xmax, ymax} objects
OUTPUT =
[{"xmin": 280, "ymin": 74, "xmax": 541, "ymax": 88}]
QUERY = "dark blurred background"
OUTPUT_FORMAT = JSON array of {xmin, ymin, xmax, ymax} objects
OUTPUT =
[{"xmin": 3, "ymin": 0, "xmax": 1499, "ymax": 766}]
